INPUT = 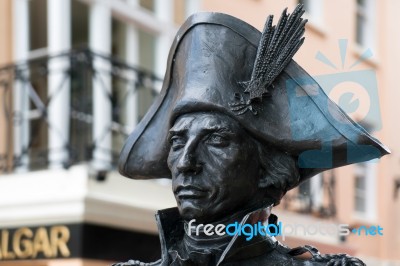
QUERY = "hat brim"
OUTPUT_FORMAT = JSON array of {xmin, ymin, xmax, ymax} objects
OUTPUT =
[{"xmin": 118, "ymin": 12, "xmax": 390, "ymax": 182}]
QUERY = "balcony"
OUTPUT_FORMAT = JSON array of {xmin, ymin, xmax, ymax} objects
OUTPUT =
[
  {"xmin": 0, "ymin": 49, "xmax": 172, "ymax": 262},
  {"xmin": 0, "ymin": 47, "xmax": 336, "ymax": 219},
  {"xmin": 0, "ymin": 48, "xmax": 160, "ymax": 174}
]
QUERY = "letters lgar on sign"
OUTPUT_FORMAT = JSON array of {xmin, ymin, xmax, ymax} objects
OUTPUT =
[{"xmin": 0, "ymin": 226, "xmax": 70, "ymax": 260}]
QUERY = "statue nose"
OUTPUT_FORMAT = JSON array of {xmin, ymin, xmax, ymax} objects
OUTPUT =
[{"xmin": 176, "ymin": 149, "xmax": 202, "ymax": 175}]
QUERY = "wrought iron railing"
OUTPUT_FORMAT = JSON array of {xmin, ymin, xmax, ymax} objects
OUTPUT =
[
  {"xmin": 0, "ymin": 48, "xmax": 160, "ymax": 173},
  {"xmin": 0, "ymin": 48, "xmax": 336, "ymax": 218}
]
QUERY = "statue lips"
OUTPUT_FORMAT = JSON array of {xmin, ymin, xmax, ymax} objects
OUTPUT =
[{"xmin": 175, "ymin": 185, "xmax": 208, "ymax": 200}]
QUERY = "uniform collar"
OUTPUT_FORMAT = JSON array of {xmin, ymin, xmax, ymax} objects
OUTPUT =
[{"xmin": 155, "ymin": 207, "xmax": 278, "ymax": 265}]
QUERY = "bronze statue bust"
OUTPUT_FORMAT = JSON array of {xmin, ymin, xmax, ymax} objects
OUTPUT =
[{"xmin": 115, "ymin": 5, "xmax": 389, "ymax": 266}]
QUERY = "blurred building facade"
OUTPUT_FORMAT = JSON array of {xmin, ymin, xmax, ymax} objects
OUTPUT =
[{"xmin": 0, "ymin": 0, "xmax": 399, "ymax": 265}]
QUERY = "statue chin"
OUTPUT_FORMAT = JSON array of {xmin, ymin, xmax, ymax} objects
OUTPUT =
[
  {"xmin": 179, "ymin": 209, "xmax": 200, "ymax": 222},
  {"xmin": 177, "ymin": 200, "xmax": 213, "ymax": 223},
  {"xmin": 177, "ymin": 199, "xmax": 256, "ymax": 224},
  {"xmin": 177, "ymin": 205, "xmax": 196, "ymax": 219}
]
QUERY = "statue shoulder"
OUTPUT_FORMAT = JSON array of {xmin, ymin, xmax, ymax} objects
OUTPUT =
[
  {"xmin": 284, "ymin": 245, "xmax": 366, "ymax": 266},
  {"xmin": 112, "ymin": 259, "xmax": 162, "ymax": 266}
]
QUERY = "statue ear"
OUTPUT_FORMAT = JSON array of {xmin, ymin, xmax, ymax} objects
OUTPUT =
[
  {"xmin": 256, "ymin": 145, "xmax": 272, "ymax": 189},
  {"xmin": 258, "ymin": 167, "xmax": 270, "ymax": 188},
  {"xmin": 258, "ymin": 171, "xmax": 284, "ymax": 206}
]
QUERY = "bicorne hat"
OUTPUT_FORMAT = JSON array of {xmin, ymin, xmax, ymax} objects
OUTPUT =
[{"xmin": 118, "ymin": 6, "xmax": 389, "ymax": 184}]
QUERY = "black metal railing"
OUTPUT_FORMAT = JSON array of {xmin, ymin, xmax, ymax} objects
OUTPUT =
[
  {"xmin": 0, "ymin": 48, "xmax": 337, "ymax": 218},
  {"xmin": 0, "ymin": 48, "xmax": 160, "ymax": 173}
]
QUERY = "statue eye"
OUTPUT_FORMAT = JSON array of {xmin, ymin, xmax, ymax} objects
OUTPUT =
[
  {"xmin": 170, "ymin": 136, "xmax": 186, "ymax": 150},
  {"xmin": 205, "ymin": 134, "xmax": 229, "ymax": 147}
]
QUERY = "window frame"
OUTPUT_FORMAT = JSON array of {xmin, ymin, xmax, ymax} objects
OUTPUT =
[
  {"xmin": 353, "ymin": 162, "xmax": 377, "ymax": 221},
  {"xmin": 355, "ymin": 0, "xmax": 376, "ymax": 50}
]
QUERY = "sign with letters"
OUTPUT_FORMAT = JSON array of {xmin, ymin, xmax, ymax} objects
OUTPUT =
[
  {"xmin": 0, "ymin": 222, "xmax": 161, "ymax": 262},
  {"xmin": 0, "ymin": 225, "xmax": 71, "ymax": 260}
]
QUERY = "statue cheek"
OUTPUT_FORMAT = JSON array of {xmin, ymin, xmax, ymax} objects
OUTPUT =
[
  {"xmin": 167, "ymin": 151, "xmax": 180, "ymax": 171},
  {"xmin": 205, "ymin": 145, "xmax": 241, "ymax": 163}
]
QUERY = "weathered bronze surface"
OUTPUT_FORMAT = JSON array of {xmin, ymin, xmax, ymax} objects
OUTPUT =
[{"xmin": 115, "ymin": 5, "xmax": 389, "ymax": 266}]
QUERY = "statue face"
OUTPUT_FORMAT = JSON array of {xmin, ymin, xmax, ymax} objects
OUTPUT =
[{"xmin": 167, "ymin": 112, "xmax": 262, "ymax": 223}]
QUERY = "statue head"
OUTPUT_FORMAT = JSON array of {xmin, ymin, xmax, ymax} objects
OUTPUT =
[
  {"xmin": 167, "ymin": 112, "xmax": 299, "ymax": 222},
  {"xmin": 118, "ymin": 11, "xmax": 389, "ymax": 223}
]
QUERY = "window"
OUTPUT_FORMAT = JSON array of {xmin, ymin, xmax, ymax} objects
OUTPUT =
[
  {"xmin": 139, "ymin": 0, "xmax": 154, "ymax": 12},
  {"xmin": 354, "ymin": 163, "xmax": 367, "ymax": 212},
  {"xmin": 298, "ymin": 0, "xmax": 323, "ymax": 25},
  {"xmin": 29, "ymin": 0, "xmax": 47, "ymax": 51},
  {"xmin": 10, "ymin": 0, "xmax": 200, "ymax": 172},
  {"xmin": 355, "ymin": 0, "xmax": 375, "ymax": 48},
  {"xmin": 110, "ymin": 19, "xmax": 156, "ymax": 150},
  {"xmin": 354, "ymin": 162, "xmax": 377, "ymax": 220},
  {"xmin": 71, "ymin": 0, "xmax": 89, "ymax": 48},
  {"xmin": 298, "ymin": 174, "xmax": 323, "ymax": 212}
]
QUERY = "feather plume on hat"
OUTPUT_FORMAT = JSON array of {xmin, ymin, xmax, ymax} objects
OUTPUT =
[{"xmin": 230, "ymin": 4, "xmax": 307, "ymax": 115}]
